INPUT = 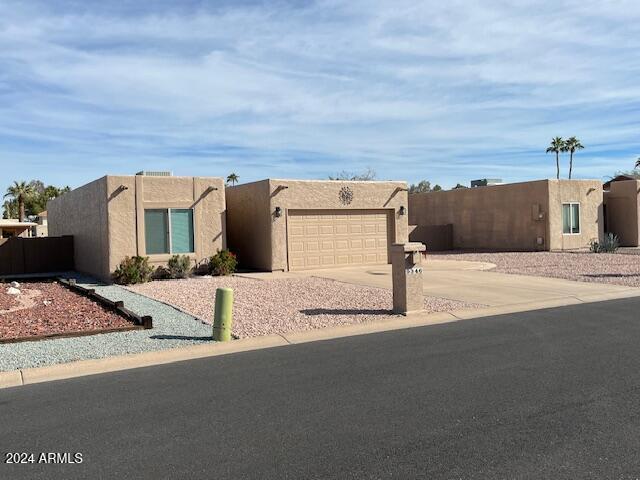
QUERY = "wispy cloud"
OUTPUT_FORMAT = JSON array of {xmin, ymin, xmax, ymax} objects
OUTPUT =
[{"xmin": 1, "ymin": 0, "xmax": 639, "ymax": 201}]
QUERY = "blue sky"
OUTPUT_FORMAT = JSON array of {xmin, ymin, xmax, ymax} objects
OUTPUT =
[{"xmin": 1, "ymin": 0, "xmax": 639, "ymax": 209}]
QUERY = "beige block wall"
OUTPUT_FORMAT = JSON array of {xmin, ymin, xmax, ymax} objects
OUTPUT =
[
  {"xmin": 49, "ymin": 175, "xmax": 225, "ymax": 282},
  {"xmin": 603, "ymin": 180, "xmax": 639, "ymax": 246},
  {"xmin": 408, "ymin": 180, "xmax": 550, "ymax": 250},
  {"xmin": 105, "ymin": 175, "xmax": 226, "ymax": 274},
  {"xmin": 225, "ymin": 180, "xmax": 273, "ymax": 270},
  {"xmin": 48, "ymin": 177, "xmax": 110, "ymax": 279},
  {"xmin": 547, "ymin": 180, "xmax": 603, "ymax": 250},
  {"xmin": 225, "ymin": 179, "xmax": 409, "ymax": 271},
  {"xmin": 267, "ymin": 179, "xmax": 409, "ymax": 271}
]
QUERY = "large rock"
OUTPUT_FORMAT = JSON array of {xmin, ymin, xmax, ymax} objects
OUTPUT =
[
  {"xmin": 6, "ymin": 287, "xmax": 21, "ymax": 295},
  {"xmin": 10, "ymin": 281, "xmax": 20, "ymax": 288}
]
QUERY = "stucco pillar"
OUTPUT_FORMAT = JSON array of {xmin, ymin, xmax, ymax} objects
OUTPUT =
[{"xmin": 391, "ymin": 242, "xmax": 426, "ymax": 315}]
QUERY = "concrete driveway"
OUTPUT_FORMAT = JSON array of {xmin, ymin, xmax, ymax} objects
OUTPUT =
[{"xmin": 298, "ymin": 259, "xmax": 640, "ymax": 307}]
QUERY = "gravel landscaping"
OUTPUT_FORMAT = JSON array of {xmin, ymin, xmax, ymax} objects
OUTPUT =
[
  {"xmin": 0, "ymin": 278, "xmax": 211, "ymax": 372},
  {"xmin": 0, "ymin": 274, "xmax": 480, "ymax": 372},
  {"xmin": 129, "ymin": 276, "xmax": 480, "ymax": 338},
  {"xmin": 431, "ymin": 251, "xmax": 640, "ymax": 287},
  {"xmin": 0, "ymin": 283, "xmax": 19, "ymax": 310},
  {"xmin": 0, "ymin": 281, "xmax": 131, "ymax": 340}
]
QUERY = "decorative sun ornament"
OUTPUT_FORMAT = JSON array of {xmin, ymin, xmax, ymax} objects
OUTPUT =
[{"xmin": 339, "ymin": 186, "xmax": 354, "ymax": 205}]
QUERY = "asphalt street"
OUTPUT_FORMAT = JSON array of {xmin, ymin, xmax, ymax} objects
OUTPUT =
[{"xmin": 2, "ymin": 297, "xmax": 640, "ymax": 479}]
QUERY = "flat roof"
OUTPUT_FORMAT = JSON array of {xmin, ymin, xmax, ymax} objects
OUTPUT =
[{"xmin": 0, "ymin": 220, "xmax": 37, "ymax": 228}]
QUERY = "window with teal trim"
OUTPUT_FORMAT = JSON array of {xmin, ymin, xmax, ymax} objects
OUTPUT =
[
  {"xmin": 170, "ymin": 209, "xmax": 194, "ymax": 253},
  {"xmin": 144, "ymin": 208, "xmax": 194, "ymax": 254},
  {"xmin": 144, "ymin": 209, "xmax": 169, "ymax": 254}
]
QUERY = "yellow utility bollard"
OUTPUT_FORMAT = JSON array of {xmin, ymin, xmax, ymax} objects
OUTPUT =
[{"xmin": 213, "ymin": 287, "xmax": 234, "ymax": 341}]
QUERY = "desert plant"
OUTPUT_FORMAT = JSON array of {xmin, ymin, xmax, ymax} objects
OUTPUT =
[
  {"xmin": 546, "ymin": 136, "xmax": 566, "ymax": 180},
  {"xmin": 4, "ymin": 181, "xmax": 34, "ymax": 221},
  {"xmin": 112, "ymin": 256, "xmax": 154, "ymax": 285},
  {"xmin": 209, "ymin": 249, "xmax": 237, "ymax": 276},
  {"xmin": 167, "ymin": 254, "xmax": 192, "ymax": 279},
  {"xmin": 590, "ymin": 233, "xmax": 620, "ymax": 253},
  {"xmin": 565, "ymin": 136, "xmax": 584, "ymax": 179},
  {"xmin": 226, "ymin": 172, "xmax": 239, "ymax": 186}
]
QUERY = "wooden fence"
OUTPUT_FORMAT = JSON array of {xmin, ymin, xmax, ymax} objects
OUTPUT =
[{"xmin": 0, "ymin": 235, "xmax": 74, "ymax": 276}]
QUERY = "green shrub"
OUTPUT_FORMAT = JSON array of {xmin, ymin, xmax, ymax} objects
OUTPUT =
[
  {"xmin": 209, "ymin": 249, "xmax": 237, "ymax": 276},
  {"xmin": 167, "ymin": 254, "xmax": 192, "ymax": 279},
  {"xmin": 113, "ymin": 256, "xmax": 154, "ymax": 285},
  {"xmin": 590, "ymin": 233, "xmax": 620, "ymax": 253}
]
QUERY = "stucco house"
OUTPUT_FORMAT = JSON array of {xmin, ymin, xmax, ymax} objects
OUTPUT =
[
  {"xmin": 0, "ymin": 219, "xmax": 37, "ymax": 239},
  {"xmin": 226, "ymin": 179, "xmax": 409, "ymax": 271},
  {"xmin": 603, "ymin": 178, "xmax": 640, "ymax": 246},
  {"xmin": 408, "ymin": 179, "xmax": 603, "ymax": 251},
  {"xmin": 48, "ymin": 173, "xmax": 226, "ymax": 281},
  {"xmin": 29, "ymin": 211, "xmax": 48, "ymax": 237}
]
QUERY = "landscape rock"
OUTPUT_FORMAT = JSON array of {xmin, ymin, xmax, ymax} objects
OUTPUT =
[
  {"xmin": 6, "ymin": 287, "xmax": 21, "ymax": 295},
  {"xmin": 10, "ymin": 281, "xmax": 20, "ymax": 288}
]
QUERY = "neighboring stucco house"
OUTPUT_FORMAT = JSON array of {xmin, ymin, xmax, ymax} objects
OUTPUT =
[
  {"xmin": 226, "ymin": 179, "xmax": 409, "ymax": 271},
  {"xmin": 29, "ymin": 211, "xmax": 48, "ymax": 237},
  {"xmin": 0, "ymin": 219, "xmax": 37, "ymax": 239},
  {"xmin": 408, "ymin": 179, "xmax": 603, "ymax": 251},
  {"xmin": 49, "ymin": 173, "xmax": 226, "ymax": 281},
  {"xmin": 603, "ymin": 178, "xmax": 640, "ymax": 246}
]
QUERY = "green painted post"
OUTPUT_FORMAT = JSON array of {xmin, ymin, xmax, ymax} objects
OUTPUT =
[{"xmin": 213, "ymin": 287, "xmax": 234, "ymax": 341}]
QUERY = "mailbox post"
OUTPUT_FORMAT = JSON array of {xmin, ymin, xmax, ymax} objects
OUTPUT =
[{"xmin": 390, "ymin": 242, "xmax": 426, "ymax": 315}]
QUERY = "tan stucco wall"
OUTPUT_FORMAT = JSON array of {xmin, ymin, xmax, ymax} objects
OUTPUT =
[
  {"xmin": 268, "ymin": 179, "xmax": 409, "ymax": 271},
  {"xmin": 226, "ymin": 179, "xmax": 409, "ymax": 271},
  {"xmin": 547, "ymin": 180, "xmax": 603, "ymax": 250},
  {"xmin": 408, "ymin": 179, "xmax": 602, "ymax": 251},
  {"xmin": 603, "ymin": 180, "xmax": 639, "ymax": 246},
  {"xmin": 105, "ymin": 175, "xmax": 226, "ymax": 274},
  {"xmin": 49, "ymin": 175, "xmax": 225, "ymax": 282},
  {"xmin": 48, "ymin": 177, "xmax": 110, "ymax": 279},
  {"xmin": 408, "ymin": 180, "xmax": 550, "ymax": 250},
  {"xmin": 225, "ymin": 180, "xmax": 273, "ymax": 270}
]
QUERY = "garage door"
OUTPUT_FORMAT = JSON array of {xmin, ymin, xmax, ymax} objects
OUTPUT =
[{"xmin": 287, "ymin": 209, "xmax": 390, "ymax": 270}]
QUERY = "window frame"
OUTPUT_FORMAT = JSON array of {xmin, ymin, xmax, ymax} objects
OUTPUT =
[
  {"xmin": 561, "ymin": 202, "xmax": 581, "ymax": 235},
  {"xmin": 144, "ymin": 207, "xmax": 195, "ymax": 255}
]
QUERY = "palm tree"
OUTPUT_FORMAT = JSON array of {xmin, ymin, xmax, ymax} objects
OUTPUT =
[
  {"xmin": 565, "ymin": 137, "xmax": 584, "ymax": 179},
  {"xmin": 635, "ymin": 157, "xmax": 640, "ymax": 169},
  {"xmin": 4, "ymin": 181, "xmax": 34, "ymax": 221},
  {"xmin": 546, "ymin": 137, "xmax": 566, "ymax": 180},
  {"xmin": 226, "ymin": 173, "xmax": 239, "ymax": 186}
]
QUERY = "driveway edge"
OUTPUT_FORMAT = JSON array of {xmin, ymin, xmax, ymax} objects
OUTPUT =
[{"xmin": 1, "ymin": 289, "xmax": 639, "ymax": 390}]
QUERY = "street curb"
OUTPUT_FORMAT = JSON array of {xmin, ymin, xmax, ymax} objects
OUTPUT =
[{"xmin": 1, "ymin": 289, "xmax": 639, "ymax": 390}]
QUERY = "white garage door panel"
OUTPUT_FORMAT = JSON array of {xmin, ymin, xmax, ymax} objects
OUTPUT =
[{"xmin": 287, "ymin": 209, "xmax": 390, "ymax": 271}]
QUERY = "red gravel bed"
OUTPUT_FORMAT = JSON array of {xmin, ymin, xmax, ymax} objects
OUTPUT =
[
  {"xmin": 129, "ymin": 276, "xmax": 481, "ymax": 338},
  {"xmin": 431, "ymin": 251, "xmax": 640, "ymax": 287},
  {"xmin": 0, "ymin": 281, "xmax": 133, "ymax": 340},
  {"xmin": 0, "ymin": 284, "xmax": 19, "ymax": 310}
]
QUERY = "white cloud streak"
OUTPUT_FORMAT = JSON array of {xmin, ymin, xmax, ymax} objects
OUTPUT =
[{"xmin": 0, "ymin": 0, "xmax": 639, "ymax": 197}]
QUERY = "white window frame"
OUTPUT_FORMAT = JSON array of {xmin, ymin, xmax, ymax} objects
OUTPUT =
[{"xmin": 562, "ymin": 202, "xmax": 581, "ymax": 235}]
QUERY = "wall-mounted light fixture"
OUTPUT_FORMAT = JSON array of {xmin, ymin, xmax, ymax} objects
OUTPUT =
[
  {"xmin": 274, "ymin": 206, "xmax": 282, "ymax": 217},
  {"xmin": 399, "ymin": 206, "xmax": 406, "ymax": 215}
]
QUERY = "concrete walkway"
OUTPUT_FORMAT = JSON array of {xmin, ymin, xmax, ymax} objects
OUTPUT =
[{"xmin": 290, "ymin": 261, "xmax": 640, "ymax": 307}]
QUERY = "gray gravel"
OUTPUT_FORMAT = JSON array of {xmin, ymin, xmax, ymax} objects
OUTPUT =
[{"xmin": 0, "ymin": 277, "xmax": 212, "ymax": 372}]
